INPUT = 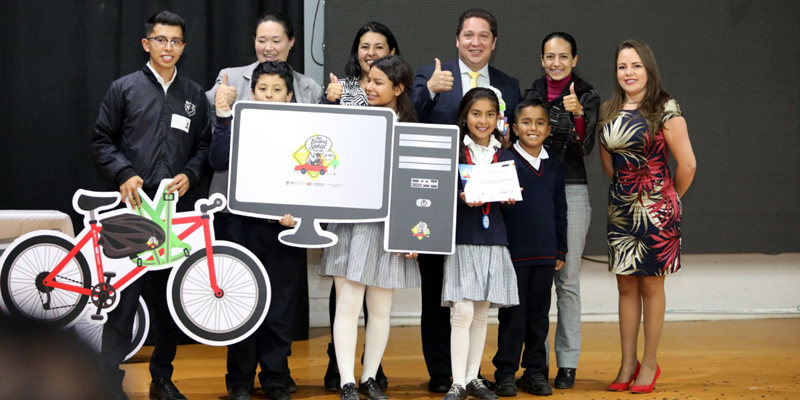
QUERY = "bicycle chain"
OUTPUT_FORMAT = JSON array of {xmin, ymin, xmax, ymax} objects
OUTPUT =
[{"xmin": 34, "ymin": 274, "xmax": 88, "ymax": 310}]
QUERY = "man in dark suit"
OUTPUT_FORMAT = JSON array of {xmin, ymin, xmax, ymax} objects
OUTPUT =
[{"xmin": 410, "ymin": 8, "xmax": 521, "ymax": 394}]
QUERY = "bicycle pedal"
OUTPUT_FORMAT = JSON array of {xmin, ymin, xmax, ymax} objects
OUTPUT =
[{"xmin": 90, "ymin": 314, "xmax": 103, "ymax": 321}]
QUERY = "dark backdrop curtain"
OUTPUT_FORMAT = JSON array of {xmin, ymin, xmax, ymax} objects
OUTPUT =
[
  {"xmin": 0, "ymin": 0, "xmax": 309, "ymax": 340},
  {"xmin": 0, "ymin": 0, "xmax": 305, "ymax": 223}
]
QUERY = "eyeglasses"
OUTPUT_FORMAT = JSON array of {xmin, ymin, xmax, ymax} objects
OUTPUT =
[{"xmin": 146, "ymin": 36, "xmax": 185, "ymax": 48}]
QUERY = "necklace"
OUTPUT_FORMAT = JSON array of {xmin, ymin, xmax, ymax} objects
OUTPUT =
[{"xmin": 625, "ymin": 100, "xmax": 640, "ymax": 104}]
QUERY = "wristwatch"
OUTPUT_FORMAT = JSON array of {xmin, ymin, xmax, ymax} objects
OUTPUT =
[{"xmin": 574, "ymin": 108, "xmax": 584, "ymax": 118}]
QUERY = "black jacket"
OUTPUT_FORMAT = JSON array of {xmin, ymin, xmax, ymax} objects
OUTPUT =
[
  {"xmin": 524, "ymin": 74, "xmax": 600, "ymax": 184},
  {"xmin": 92, "ymin": 65, "xmax": 211, "ymax": 190}
]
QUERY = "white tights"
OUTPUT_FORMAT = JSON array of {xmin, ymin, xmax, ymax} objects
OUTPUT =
[
  {"xmin": 333, "ymin": 276, "xmax": 394, "ymax": 387},
  {"xmin": 450, "ymin": 300, "xmax": 490, "ymax": 387}
]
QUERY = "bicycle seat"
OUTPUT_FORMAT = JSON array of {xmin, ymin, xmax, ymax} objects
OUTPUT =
[{"xmin": 76, "ymin": 193, "xmax": 119, "ymax": 213}]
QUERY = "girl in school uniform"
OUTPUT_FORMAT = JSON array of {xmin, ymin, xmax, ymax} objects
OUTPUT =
[
  {"xmin": 315, "ymin": 54, "xmax": 419, "ymax": 400},
  {"xmin": 440, "ymin": 87, "xmax": 519, "ymax": 400}
]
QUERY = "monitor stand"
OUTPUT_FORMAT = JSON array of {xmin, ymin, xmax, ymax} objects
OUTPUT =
[{"xmin": 277, "ymin": 217, "xmax": 337, "ymax": 248}]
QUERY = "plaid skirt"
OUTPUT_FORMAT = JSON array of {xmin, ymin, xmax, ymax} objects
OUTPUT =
[
  {"xmin": 442, "ymin": 244, "xmax": 518, "ymax": 308},
  {"xmin": 318, "ymin": 222, "xmax": 420, "ymax": 289}
]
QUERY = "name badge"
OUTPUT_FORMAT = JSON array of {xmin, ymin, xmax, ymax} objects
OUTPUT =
[{"xmin": 171, "ymin": 114, "xmax": 191, "ymax": 133}]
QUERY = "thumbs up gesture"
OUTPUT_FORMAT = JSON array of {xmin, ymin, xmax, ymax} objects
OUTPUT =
[
  {"xmin": 426, "ymin": 58, "xmax": 454, "ymax": 94},
  {"xmin": 326, "ymin": 73, "xmax": 343, "ymax": 103},
  {"xmin": 563, "ymin": 82, "xmax": 583, "ymax": 117},
  {"xmin": 214, "ymin": 73, "xmax": 238, "ymax": 112}
]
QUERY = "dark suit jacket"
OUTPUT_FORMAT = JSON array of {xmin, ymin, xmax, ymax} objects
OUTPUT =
[{"xmin": 411, "ymin": 59, "xmax": 521, "ymax": 128}]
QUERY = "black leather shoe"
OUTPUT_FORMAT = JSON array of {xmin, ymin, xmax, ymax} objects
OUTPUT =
[
  {"xmin": 494, "ymin": 376, "xmax": 517, "ymax": 397},
  {"xmin": 554, "ymin": 368, "xmax": 576, "ymax": 389},
  {"xmin": 265, "ymin": 386, "xmax": 291, "ymax": 400},
  {"xmin": 375, "ymin": 364, "xmax": 389, "ymax": 391},
  {"xmin": 227, "ymin": 386, "xmax": 251, "ymax": 400},
  {"xmin": 428, "ymin": 376, "xmax": 451, "ymax": 393},
  {"xmin": 286, "ymin": 376, "xmax": 297, "ymax": 393},
  {"xmin": 340, "ymin": 382, "xmax": 358, "ymax": 400},
  {"xmin": 466, "ymin": 378, "xmax": 499, "ymax": 400},
  {"xmin": 517, "ymin": 373, "xmax": 552, "ymax": 396},
  {"xmin": 149, "ymin": 378, "xmax": 187, "ymax": 400},
  {"xmin": 442, "ymin": 384, "xmax": 467, "ymax": 400},
  {"xmin": 478, "ymin": 373, "xmax": 496, "ymax": 391},
  {"xmin": 358, "ymin": 377, "xmax": 388, "ymax": 400}
]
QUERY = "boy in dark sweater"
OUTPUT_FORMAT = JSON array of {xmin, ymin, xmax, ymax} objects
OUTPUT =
[{"xmin": 492, "ymin": 99, "xmax": 568, "ymax": 396}]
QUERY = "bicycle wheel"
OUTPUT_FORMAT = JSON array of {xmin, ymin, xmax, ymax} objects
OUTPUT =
[
  {"xmin": 168, "ymin": 244, "xmax": 269, "ymax": 345},
  {"xmin": 1, "ymin": 235, "xmax": 91, "ymax": 328}
]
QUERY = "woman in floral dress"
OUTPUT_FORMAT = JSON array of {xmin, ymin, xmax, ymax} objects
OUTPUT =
[{"xmin": 598, "ymin": 40, "xmax": 696, "ymax": 394}]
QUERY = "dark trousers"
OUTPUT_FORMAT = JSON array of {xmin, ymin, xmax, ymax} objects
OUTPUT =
[
  {"xmin": 101, "ymin": 268, "xmax": 181, "ymax": 388},
  {"xmin": 492, "ymin": 265, "xmax": 555, "ymax": 379},
  {"xmin": 216, "ymin": 213, "xmax": 306, "ymax": 390},
  {"xmin": 418, "ymin": 253, "xmax": 452, "ymax": 379},
  {"xmin": 101, "ymin": 187, "xmax": 197, "ymax": 390}
]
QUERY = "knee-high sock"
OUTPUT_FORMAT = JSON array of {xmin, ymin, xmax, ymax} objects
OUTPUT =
[
  {"xmin": 466, "ymin": 301, "xmax": 490, "ymax": 382},
  {"xmin": 360, "ymin": 286, "xmax": 393, "ymax": 383},
  {"xmin": 333, "ymin": 276, "xmax": 366, "ymax": 387},
  {"xmin": 451, "ymin": 300, "xmax": 475, "ymax": 387}
]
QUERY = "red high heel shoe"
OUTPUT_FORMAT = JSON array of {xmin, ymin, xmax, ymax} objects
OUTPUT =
[
  {"xmin": 630, "ymin": 364, "xmax": 661, "ymax": 394},
  {"xmin": 607, "ymin": 362, "xmax": 641, "ymax": 391}
]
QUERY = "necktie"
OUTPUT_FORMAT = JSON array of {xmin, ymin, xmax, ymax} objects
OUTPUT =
[{"xmin": 468, "ymin": 71, "xmax": 481, "ymax": 89}]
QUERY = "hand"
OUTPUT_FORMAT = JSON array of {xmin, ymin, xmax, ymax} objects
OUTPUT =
[
  {"xmin": 215, "ymin": 73, "xmax": 238, "ymax": 112},
  {"xmin": 500, "ymin": 187, "xmax": 523, "ymax": 204},
  {"xmin": 555, "ymin": 259, "xmax": 565, "ymax": 271},
  {"xmin": 279, "ymin": 214, "xmax": 297, "ymax": 227},
  {"xmin": 395, "ymin": 251, "xmax": 418, "ymax": 259},
  {"xmin": 120, "ymin": 175, "xmax": 143, "ymax": 209},
  {"xmin": 563, "ymin": 82, "xmax": 582, "ymax": 117},
  {"xmin": 459, "ymin": 192, "xmax": 485, "ymax": 207},
  {"xmin": 167, "ymin": 173, "xmax": 190, "ymax": 197},
  {"xmin": 426, "ymin": 58, "xmax": 454, "ymax": 94},
  {"xmin": 326, "ymin": 73, "xmax": 343, "ymax": 103}
]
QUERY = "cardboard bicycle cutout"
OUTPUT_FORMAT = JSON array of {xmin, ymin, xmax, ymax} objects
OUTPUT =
[{"xmin": 0, "ymin": 179, "xmax": 270, "ymax": 346}]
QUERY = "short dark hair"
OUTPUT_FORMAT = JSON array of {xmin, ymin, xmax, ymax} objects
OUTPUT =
[
  {"xmin": 541, "ymin": 32, "xmax": 577, "ymax": 57},
  {"xmin": 254, "ymin": 12, "xmax": 294, "ymax": 39},
  {"xmin": 456, "ymin": 8, "xmax": 497, "ymax": 39},
  {"xmin": 145, "ymin": 11, "xmax": 185, "ymax": 37},
  {"xmin": 514, "ymin": 98, "xmax": 550, "ymax": 121},
  {"xmin": 344, "ymin": 22, "xmax": 401, "ymax": 78},
  {"xmin": 251, "ymin": 61, "xmax": 294, "ymax": 93}
]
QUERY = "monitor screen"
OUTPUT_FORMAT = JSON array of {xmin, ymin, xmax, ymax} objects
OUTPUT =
[{"xmin": 228, "ymin": 102, "xmax": 395, "ymax": 247}]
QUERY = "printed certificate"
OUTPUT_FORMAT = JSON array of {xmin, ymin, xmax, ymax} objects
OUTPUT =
[{"xmin": 458, "ymin": 161, "xmax": 523, "ymax": 203}]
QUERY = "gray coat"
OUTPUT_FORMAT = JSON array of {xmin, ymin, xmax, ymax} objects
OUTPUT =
[
  {"xmin": 205, "ymin": 62, "xmax": 323, "ymax": 206},
  {"xmin": 205, "ymin": 61, "xmax": 322, "ymax": 106}
]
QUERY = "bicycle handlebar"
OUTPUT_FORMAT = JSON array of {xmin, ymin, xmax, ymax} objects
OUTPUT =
[{"xmin": 199, "ymin": 198, "xmax": 224, "ymax": 214}]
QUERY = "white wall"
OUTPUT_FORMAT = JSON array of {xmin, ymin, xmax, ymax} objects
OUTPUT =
[{"xmin": 305, "ymin": 252, "xmax": 800, "ymax": 327}]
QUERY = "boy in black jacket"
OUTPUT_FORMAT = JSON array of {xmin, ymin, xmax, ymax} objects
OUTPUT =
[
  {"xmin": 91, "ymin": 11, "xmax": 210, "ymax": 400},
  {"xmin": 492, "ymin": 99, "xmax": 567, "ymax": 397}
]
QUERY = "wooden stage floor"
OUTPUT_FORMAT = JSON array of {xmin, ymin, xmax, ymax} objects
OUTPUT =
[{"xmin": 122, "ymin": 319, "xmax": 800, "ymax": 399}]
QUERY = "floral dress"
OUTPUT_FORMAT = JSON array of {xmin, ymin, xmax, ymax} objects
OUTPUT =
[{"xmin": 600, "ymin": 99, "xmax": 683, "ymax": 276}]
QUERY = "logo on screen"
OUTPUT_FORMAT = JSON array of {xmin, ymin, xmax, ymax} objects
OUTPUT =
[
  {"xmin": 412, "ymin": 221, "xmax": 431, "ymax": 240},
  {"xmin": 292, "ymin": 134, "xmax": 339, "ymax": 180}
]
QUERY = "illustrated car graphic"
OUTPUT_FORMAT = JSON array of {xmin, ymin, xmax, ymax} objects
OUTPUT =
[{"xmin": 294, "ymin": 164, "xmax": 328, "ymax": 175}]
